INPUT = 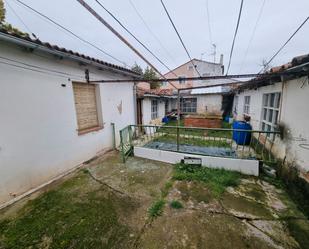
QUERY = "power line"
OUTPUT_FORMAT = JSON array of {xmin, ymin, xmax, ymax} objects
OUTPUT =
[
  {"xmin": 0, "ymin": 55, "xmax": 84, "ymax": 78},
  {"xmin": 94, "ymin": 0, "xmax": 177, "ymax": 77},
  {"xmin": 159, "ymin": 0, "xmax": 202, "ymax": 77},
  {"xmin": 128, "ymin": 0, "xmax": 177, "ymax": 67},
  {"xmin": 76, "ymin": 0, "xmax": 178, "ymax": 89},
  {"xmin": 258, "ymin": 15, "xmax": 309, "ymax": 74},
  {"xmin": 14, "ymin": 0, "xmax": 127, "ymax": 66},
  {"xmin": 90, "ymin": 73, "xmax": 285, "ymax": 83},
  {"xmin": 239, "ymin": 0, "xmax": 266, "ymax": 72},
  {"xmin": 226, "ymin": 0, "xmax": 245, "ymax": 75},
  {"xmin": 205, "ymin": 0, "xmax": 213, "ymax": 47}
]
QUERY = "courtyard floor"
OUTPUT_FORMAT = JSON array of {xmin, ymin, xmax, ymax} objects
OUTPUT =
[{"xmin": 0, "ymin": 151, "xmax": 308, "ymax": 249}]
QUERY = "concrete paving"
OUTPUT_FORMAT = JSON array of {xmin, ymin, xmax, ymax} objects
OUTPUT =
[{"xmin": 0, "ymin": 151, "xmax": 308, "ymax": 249}]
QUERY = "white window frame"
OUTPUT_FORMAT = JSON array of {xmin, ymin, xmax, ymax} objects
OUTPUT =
[
  {"xmin": 243, "ymin": 96, "xmax": 251, "ymax": 115},
  {"xmin": 181, "ymin": 98, "xmax": 197, "ymax": 113},
  {"xmin": 151, "ymin": 99, "xmax": 158, "ymax": 119},
  {"xmin": 261, "ymin": 92, "xmax": 281, "ymax": 137}
]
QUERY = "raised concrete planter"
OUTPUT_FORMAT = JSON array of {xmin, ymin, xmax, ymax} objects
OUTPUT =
[{"xmin": 134, "ymin": 146, "xmax": 259, "ymax": 176}]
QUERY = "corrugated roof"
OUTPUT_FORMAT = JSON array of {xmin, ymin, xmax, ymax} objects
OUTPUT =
[{"xmin": 0, "ymin": 26, "xmax": 140, "ymax": 76}]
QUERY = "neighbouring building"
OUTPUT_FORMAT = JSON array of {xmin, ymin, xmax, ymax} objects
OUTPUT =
[
  {"xmin": 233, "ymin": 54, "xmax": 309, "ymax": 174},
  {"xmin": 160, "ymin": 57, "xmax": 224, "ymax": 89},
  {"xmin": 136, "ymin": 57, "xmax": 238, "ymax": 125},
  {"xmin": 0, "ymin": 27, "xmax": 140, "ymax": 207}
]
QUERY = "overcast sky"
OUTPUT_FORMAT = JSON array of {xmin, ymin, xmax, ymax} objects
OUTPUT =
[{"xmin": 4, "ymin": 0, "xmax": 309, "ymax": 74}]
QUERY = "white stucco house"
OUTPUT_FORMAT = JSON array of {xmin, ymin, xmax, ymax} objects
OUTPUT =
[
  {"xmin": 136, "ymin": 57, "xmax": 238, "ymax": 125},
  {"xmin": 233, "ymin": 54, "xmax": 309, "ymax": 174},
  {"xmin": 0, "ymin": 27, "xmax": 140, "ymax": 207}
]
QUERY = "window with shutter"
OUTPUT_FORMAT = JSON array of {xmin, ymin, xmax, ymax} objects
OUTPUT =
[{"xmin": 72, "ymin": 82, "xmax": 101, "ymax": 134}]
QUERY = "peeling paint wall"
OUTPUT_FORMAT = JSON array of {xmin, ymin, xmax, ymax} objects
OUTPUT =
[{"xmin": 0, "ymin": 42, "xmax": 135, "ymax": 205}]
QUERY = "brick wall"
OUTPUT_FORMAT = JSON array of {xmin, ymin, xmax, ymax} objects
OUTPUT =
[{"xmin": 184, "ymin": 117, "xmax": 222, "ymax": 128}]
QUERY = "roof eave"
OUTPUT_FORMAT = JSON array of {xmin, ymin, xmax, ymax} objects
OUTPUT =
[{"xmin": 0, "ymin": 32, "xmax": 140, "ymax": 78}]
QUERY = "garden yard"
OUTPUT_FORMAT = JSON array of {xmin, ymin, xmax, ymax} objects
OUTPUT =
[{"xmin": 0, "ymin": 151, "xmax": 308, "ymax": 249}]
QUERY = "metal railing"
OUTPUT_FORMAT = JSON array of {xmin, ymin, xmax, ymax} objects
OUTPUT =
[
  {"xmin": 119, "ymin": 125, "xmax": 133, "ymax": 163},
  {"xmin": 121, "ymin": 124, "xmax": 281, "ymax": 163}
]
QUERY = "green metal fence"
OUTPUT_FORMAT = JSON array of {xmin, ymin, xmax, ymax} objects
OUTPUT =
[
  {"xmin": 121, "ymin": 124, "xmax": 281, "ymax": 164},
  {"xmin": 119, "ymin": 125, "xmax": 133, "ymax": 163}
]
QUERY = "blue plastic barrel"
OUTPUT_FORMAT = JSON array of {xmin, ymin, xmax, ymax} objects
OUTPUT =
[
  {"xmin": 162, "ymin": 116, "xmax": 169, "ymax": 124},
  {"xmin": 232, "ymin": 121, "xmax": 252, "ymax": 145}
]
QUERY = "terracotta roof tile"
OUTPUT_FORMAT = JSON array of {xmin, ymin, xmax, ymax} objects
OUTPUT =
[{"xmin": 0, "ymin": 26, "xmax": 140, "ymax": 76}]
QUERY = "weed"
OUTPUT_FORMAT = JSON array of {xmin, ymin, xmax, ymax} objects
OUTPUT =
[
  {"xmin": 148, "ymin": 199, "xmax": 165, "ymax": 218},
  {"xmin": 161, "ymin": 181, "xmax": 173, "ymax": 198},
  {"xmin": 81, "ymin": 168, "xmax": 89, "ymax": 174},
  {"xmin": 170, "ymin": 200, "xmax": 183, "ymax": 209},
  {"xmin": 173, "ymin": 163, "xmax": 241, "ymax": 197}
]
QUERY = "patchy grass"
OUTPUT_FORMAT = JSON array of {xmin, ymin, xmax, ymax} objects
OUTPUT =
[
  {"xmin": 170, "ymin": 200, "xmax": 183, "ymax": 209},
  {"xmin": 172, "ymin": 163, "xmax": 242, "ymax": 197},
  {"xmin": 148, "ymin": 200, "xmax": 165, "ymax": 218},
  {"xmin": 154, "ymin": 134, "xmax": 230, "ymax": 148},
  {"xmin": 0, "ymin": 173, "xmax": 135, "ymax": 249},
  {"xmin": 159, "ymin": 120, "xmax": 232, "ymax": 139}
]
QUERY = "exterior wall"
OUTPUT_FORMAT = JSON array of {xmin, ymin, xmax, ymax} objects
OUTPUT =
[
  {"xmin": 161, "ymin": 59, "xmax": 223, "ymax": 90},
  {"xmin": 233, "ymin": 78, "xmax": 309, "ymax": 172},
  {"xmin": 196, "ymin": 94, "xmax": 222, "ymax": 114},
  {"xmin": 233, "ymin": 82, "xmax": 282, "ymax": 130},
  {"xmin": 0, "ymin": 42, "xmax": 135, "ymax": 205},
  {"xmin": 141, "ymin": 97, "xmax": 166, "ymax": 125},
  {"xmin": 134, "ymin": 147, "xmax": 259, "ymax": 176},
  {"xmin": 280, "ymin": 77, "xmax": 309, "ymax": 171}
]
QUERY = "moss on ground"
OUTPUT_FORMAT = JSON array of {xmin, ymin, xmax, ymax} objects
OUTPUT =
[
  {"xmin": 176, "ymin": 181, "xmax": 213, "ymax": 203},
  {"xmin": 221, "ymin": 192, "xmax": 273, "ymax": 219},
  {"xmin": 0, "ymin": 173, "xmax": 135, "ymax": 249},
  {"xmin": 172, "ymin": 163, "xmax": 241, "ymax": 197},
  {"xmin": 286, "ymin": 219, "xmax": 309, "ymax": 249}
]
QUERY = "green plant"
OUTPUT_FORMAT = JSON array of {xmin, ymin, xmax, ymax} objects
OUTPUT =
[
  {"xmin": 170, "ymin": 200, "xmax": 183, "ymax": 209},
  {"xmin": 148, "ymin": 199, "xmax": 165, "ymax": 218},
  {"xmin": 161, "ymin": 181, "xmax": 173, "ymax": 198},
  {"xmin": 173, "ymin": 163, "xmax": 241, "ymax": 197}
]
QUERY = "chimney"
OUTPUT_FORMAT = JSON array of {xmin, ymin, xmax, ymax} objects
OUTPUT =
[{"xmin": 219, "ymin": 54, "xmax": 224, "ymax": 65}]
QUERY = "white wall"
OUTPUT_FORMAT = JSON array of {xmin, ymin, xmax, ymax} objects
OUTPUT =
[
  {"xmin": 134, "ymin": 147, "xmax": 259, "ymax": 176},
  {"xmin": 196, "ymin": 94, "xmax": 222, "ymax": 113},
  {"xmin": 233, "ymin": 78, "xmax": 309, "ymax": 172},
  {"xmin": 280, "ymin": 77, "xmax": 309, "ymax": 171},
  {"xmin": 234, "ymin": 82, "xmax": 282, "ymax": 130},
  {"xmin": 142, "ymin": 97, "xmax": 166, "ymax": 125},
  {"xmin": 0, "ymin": 42, "xmax": 135, "ymax": 205}
]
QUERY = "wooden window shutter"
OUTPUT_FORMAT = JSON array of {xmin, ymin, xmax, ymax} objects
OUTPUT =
[{"xmin": 72, "ymin": 82, "xmax": 99, "ymax": 131}]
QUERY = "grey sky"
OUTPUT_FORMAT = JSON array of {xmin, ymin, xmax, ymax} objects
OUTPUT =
[{"xmin": 5, "ymin": 0, "xmax": 309, "ymax": 74}]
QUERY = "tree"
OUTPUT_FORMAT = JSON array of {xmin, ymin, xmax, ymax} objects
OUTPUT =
[
  {"xmin": 0, "ymin": 0, "xmax": 5, "ymax": 23},
  {"xmin": 143, "ymin": 66, "xmax": 160, "ymax": 89},
  {"xmin": 130, "ymin": 63, "xmax": 143, "ymax": 75}
]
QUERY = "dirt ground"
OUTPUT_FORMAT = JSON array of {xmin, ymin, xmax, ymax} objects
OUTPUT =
[{"xmin": 0, "ymin": 151, "xmax": 308, "ymax": 249}]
